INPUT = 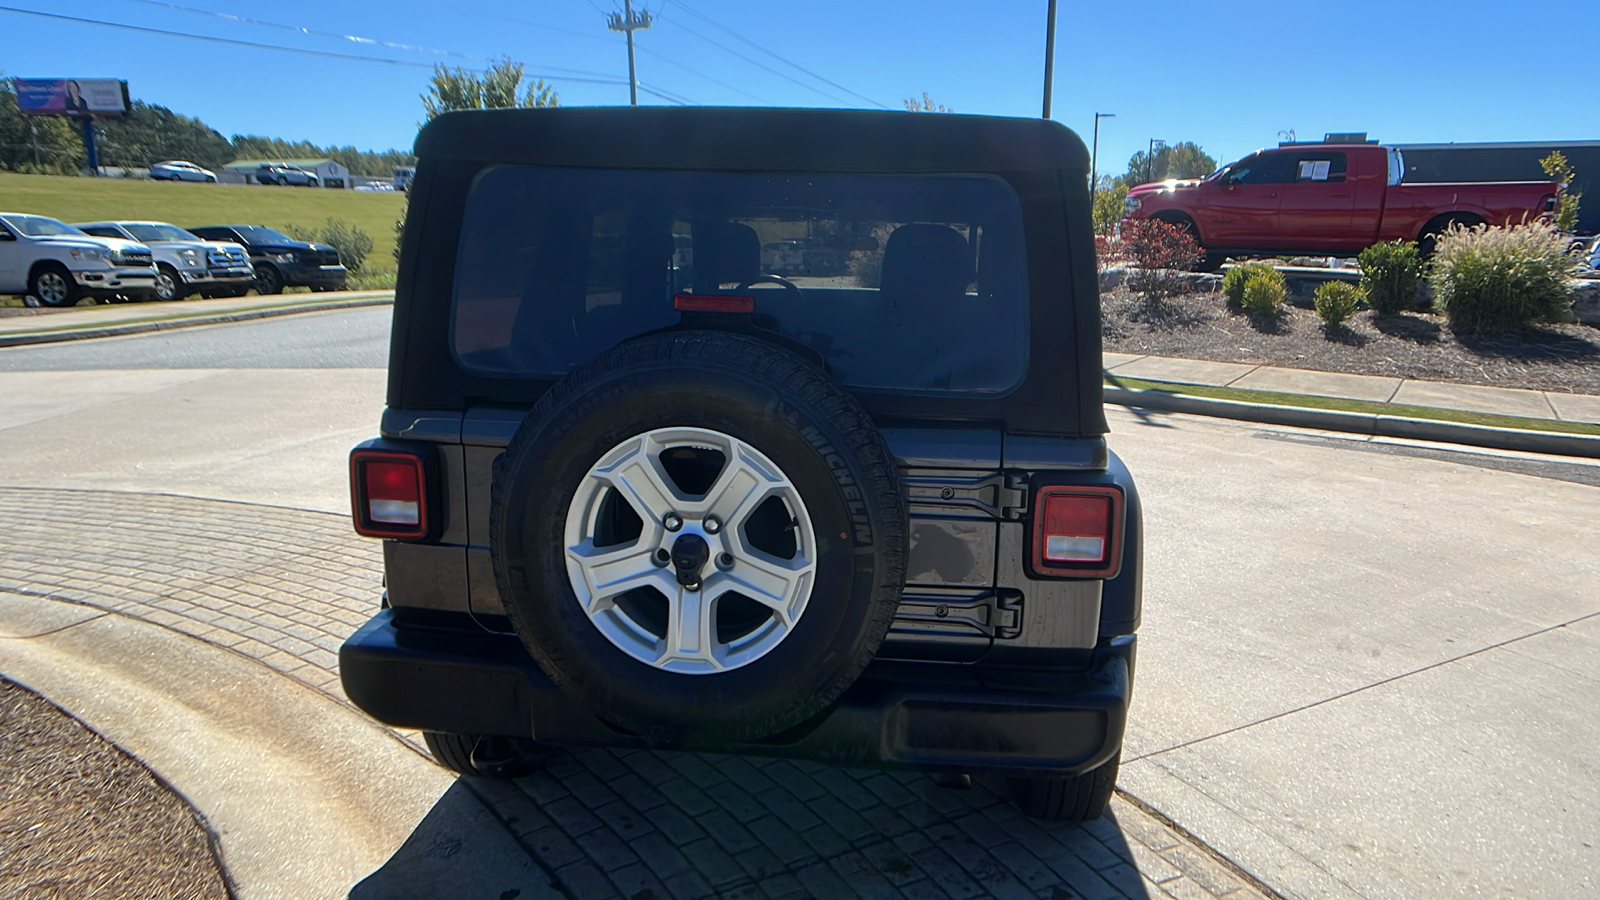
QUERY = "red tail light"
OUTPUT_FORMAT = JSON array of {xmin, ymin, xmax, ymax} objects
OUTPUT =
[
  {"xmin": 1031, "ymin": 486, "xmax": 1124, "ymax": 578},
  {"xmin": 350, "ymin": 449, "xmax": 429, "ymax": 539}
]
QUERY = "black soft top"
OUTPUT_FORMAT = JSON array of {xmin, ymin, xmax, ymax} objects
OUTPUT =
[{"xmin": 415, "ymin": 107, "xmax": 1089, "ymax": 174}]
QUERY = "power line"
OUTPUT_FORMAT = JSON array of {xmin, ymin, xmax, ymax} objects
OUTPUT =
[
  {"xmin": 102, "ymin": 0, "xmax": 486, "ymax": 61},
  {"xmin": 0, "ymin": 6, "xmax": 634, "ymax": 87},
  {"xmin": 655, "ymin": 13, "xmax": 854, "ymax": 106},
  {"xmin": 666, "ymin": 1, "xmax": 887, "ymax": 108},
  {"xmin": 637, "ymin": 46, "xmax": 762, "ymax": 102}
]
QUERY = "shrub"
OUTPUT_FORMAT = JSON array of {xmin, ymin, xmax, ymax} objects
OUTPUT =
[
  {"xmin": 1428, "ymin": 223, "xmax": 1577, "ymax": 332},
  {"xmin": 1314, "ymin": 281, "xmax": 1363, "ymax": 327},
  {"xmin": 1240, "ymin": 272, "xmax": 1285, "ymax": 317},
  {"xmin": 1092, "ymin": 183, "xmax": 1129, "ymax": 236},
  {"xmin": 848, "ymin": 250, "xmax": 883, "ymax": 288},
  {"xmin": 1222, "ymin": 262, "xmax": 1280, "ymax": 307},
  {"xmin": 393, "ymin": 200, "xmax": 407, "ymax": 266},
  {"xmin": 1222, "ymin": 262, "xmax": 1286, "ymax": 307},
  {"xmin": 282, "ymin": 217, "xmax": 374, "ymax": 273},
  {"xmin": 1120, "ymin": 217, "xmax": 1200, "ymax": 303},
  {"xmin": 1357, "ymin": 240, "xmax": 1420, "ymax": 314},
  {"xmin": 1094, "ymin": 234, "xmax": 1127, "ymax": 269}
]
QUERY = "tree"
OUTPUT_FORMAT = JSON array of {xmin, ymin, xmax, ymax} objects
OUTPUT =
[
  {"xmin": 1092, "ymin": 183, "xmax": 1129, "ymax": 236},
  {"xmin": 422, "ymin": 57, "xmax": 559, "ymax": 123},
  {"xmin": 904, "ymin": 92, "xmax": 952, "ymax": 113},
  {"xmin": 1121, "ymin": 141, "xmax": 1216, "ymax": 186},
  {"xmin": 1539, "ymin": 150, "xmax": 1581, "ymax": 234},
  {"xmin": 97, "ymin": 101, "xmax": 234, "ymax": 169}
]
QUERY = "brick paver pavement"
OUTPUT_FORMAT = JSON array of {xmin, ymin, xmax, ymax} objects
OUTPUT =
[{"xmin": 0, "ymin": 487, "xmax": 1276, "ymax": 900}]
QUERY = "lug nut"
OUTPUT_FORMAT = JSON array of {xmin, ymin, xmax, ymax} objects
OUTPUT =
[
  {"xmin": 703, "ymin": 516, "xmax": 722, "ymax": 534},
  {"xmin": 653, "ymin": 549, "xmax": 671, "ymax": 567},
  {"xmin": 663, "ymin": 513, "xmax": 683, "ymax": 532},
  {"xmin": 716, "ymin": 552, "xmax": 735, "ymax": 571}
]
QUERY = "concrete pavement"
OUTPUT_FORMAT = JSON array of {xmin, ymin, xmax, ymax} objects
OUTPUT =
[{"xmin": 1104, "ymin": 351, "xmax": 1600, "ymax": 425}]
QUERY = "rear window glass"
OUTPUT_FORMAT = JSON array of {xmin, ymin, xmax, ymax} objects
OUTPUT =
[{"xmin": 451, "ymin": 166, "xmax": 1029, "ymax": 393}]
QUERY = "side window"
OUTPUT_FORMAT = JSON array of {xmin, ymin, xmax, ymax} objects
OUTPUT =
[
  {"xmin": 1233, "ymin": 153, "xmax": 1297, "ymax": 185},
  {"xmin": 0, "ymin": 225, "xmax": 15, "ymax": 241},
  {"xmin": 1294, "ymin": 154, "xmax": 1348, "ymax": 183}
]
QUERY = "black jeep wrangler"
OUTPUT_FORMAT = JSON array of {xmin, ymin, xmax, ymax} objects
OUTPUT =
[{"xmin": 341, "ymin": 107, "xmax": 1142, "ymax": 822}]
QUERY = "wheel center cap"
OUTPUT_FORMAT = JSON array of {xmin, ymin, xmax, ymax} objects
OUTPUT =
[{"xmin": 670, "ymin": 533, "xmax": 711, "ymax": 586}]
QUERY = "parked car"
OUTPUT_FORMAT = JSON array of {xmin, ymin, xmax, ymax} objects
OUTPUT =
[
  {"xmin": 354, "ymin": 181, "xmax": 395, "ymax": 192},
  {"xmin": 149, "ymin": 160, "xmax": 217, "ymax": 183},
  {"xmin": 339, "ymin": 107, "xmax": 1142, "ymax": 823},
  {"xmin": 393, "ymin": 166, "xmax": 416, "ymax": 192},
  {"xmin": 1122, "ymin": 142, "xmax": 1558, "ymax": 269},
  {"xmin": 74, "ymin": 221, "xmax": 254, "ymax": 301},
  {"xmin": 0, "ymin": 212, "xmax": 156, "ymax": 306},
  {"xmin": 760, "ymin": 239, "xmax": 806, "ymax": 273},
  {"xmin": 254, "ymin": 164, "xmax": 319, "ymax": 187},
  {"xmin": 186, "ymin": 224, "xmax": 347, "ymax": 294}
]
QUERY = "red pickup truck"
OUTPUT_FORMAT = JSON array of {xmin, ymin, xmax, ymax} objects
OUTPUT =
[{"xmin": 1121, "ymin": 144, "xmax": 1557, "ymax": 269}]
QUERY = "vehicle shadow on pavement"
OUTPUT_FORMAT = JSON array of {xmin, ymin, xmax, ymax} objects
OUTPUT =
[{"xmin": 355, "ymin": 745, "xmax": 1166, "ymax": 900}]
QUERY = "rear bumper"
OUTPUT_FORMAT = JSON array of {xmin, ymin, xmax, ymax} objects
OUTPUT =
[{"xmin": 340, "ymin": 611, "xmax": 1134, "ymax": 776}]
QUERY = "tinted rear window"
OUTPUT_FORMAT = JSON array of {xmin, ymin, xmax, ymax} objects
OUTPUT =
[{"xmin": 451, "ymin": 166, "xmax": 1029, "ymax": 393}]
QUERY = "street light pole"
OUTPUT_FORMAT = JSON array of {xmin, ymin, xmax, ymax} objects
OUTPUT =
[
  {"xmin": 1041, "ymin": 0, "xmax": 1057, "ymax": 118},
  {"xmin": 1091, "ymin": 112, "xmax": 1115, "ymax": 190}
]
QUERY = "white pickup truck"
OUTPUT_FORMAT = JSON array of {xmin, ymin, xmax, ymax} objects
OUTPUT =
[
  {"xmin": 74, "ymin": 221, "xmax": 255, "ymax": 301},
  {"xmin": 0, "ymin": 213, "xmax": 157, "ymax": 307}
]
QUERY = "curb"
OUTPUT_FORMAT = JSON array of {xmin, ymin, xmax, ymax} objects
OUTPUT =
[
  {"xmin": 0, "ymin": 296, "xmax": 394, "ymax": 348},
  {"xmin": 1105, "ymin": 385, "xmax": 1600, "ymax": 460}
]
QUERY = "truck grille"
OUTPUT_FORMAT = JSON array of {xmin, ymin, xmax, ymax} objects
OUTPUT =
[
  {"xmin": 311, "ymin": 249, "xmax": 341, "ymax": 266},
  {"xmin": 119, "ymin": 249, "xmax": 153, "ymax": 267},
  {"xmin": 209, "ymin": 247, "xmax": 249, "ymax": 266}
]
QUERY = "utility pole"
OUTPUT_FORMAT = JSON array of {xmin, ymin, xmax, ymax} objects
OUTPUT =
[
  {"xmin": 1146, "ymin": 139, "xmax": 1165, "ymax": 184},
  {"xmin": 1041, "ymin": 0, "xmax": 1057, "ymax": 118},
  {"xmin": 607, "ymin": 0, "xmax": 653, "ymax": 107}
]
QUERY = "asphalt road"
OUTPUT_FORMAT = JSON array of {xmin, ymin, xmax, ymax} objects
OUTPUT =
[
  {"xmin": 3, "ymin": 308, "xmax": 1598, "ymax": 899},
  {"xmin": 0, "ymin": 306, "xmax": 392, "ymax": 370}
]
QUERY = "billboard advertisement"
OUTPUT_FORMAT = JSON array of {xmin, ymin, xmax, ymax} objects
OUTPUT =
[{"xmin": 12, "ymin": 78, "xmax": 130, "ymax": 118}]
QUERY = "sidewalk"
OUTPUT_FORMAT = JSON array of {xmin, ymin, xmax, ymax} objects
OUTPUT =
[
  {"xmin": 0, "ymin": 289, "xmax": 394, "ymax": 347},
  {"xmin": 1105, "ymin": 352, "xmax": 1600, "ymax": 425}
]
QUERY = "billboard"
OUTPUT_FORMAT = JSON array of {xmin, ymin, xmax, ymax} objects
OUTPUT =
[{"xmin": 12, "ymin": 78, "xmax": 130, "ymax": 118}]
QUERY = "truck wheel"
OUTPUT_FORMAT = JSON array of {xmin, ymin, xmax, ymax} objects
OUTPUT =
[
  {"xmin": 1008, "ymin": 751, "xmax": 1121, "ymax": 822},
  {"xmin": 253, "ymin": 264, "xmax": 284, "ymax": 295},
  {"xmin": 423, "ymin": 732, "xmax": 550, "ymax": 779},
  {"xmin": 1418, "ymin": 214, "xmax": 1482, "ymax": 259},
  {"xmin": 153, "ymin": 264, "xmax": 188, "ymax": 302},
  {"xmin": 29, "ymin": 264, "xmax": 80, "ymax": 308},
  {"xmin": 490, "ymin": 330, "xmax": 908, "ymax": 744}
]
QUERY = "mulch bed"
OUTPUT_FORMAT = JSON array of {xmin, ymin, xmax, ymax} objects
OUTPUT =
[
  {"xmin": 0, "ymin": 677, "xmax": 229, "ymax": 899},
  {"xmin": 1101, "ymin": 286, "xmax": 1600, "ymax": 396}
]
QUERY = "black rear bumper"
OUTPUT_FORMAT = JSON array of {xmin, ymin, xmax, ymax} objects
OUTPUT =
[{"xmin": 340, "ymin": 611, "xmax": 1134, "ymax": 776}]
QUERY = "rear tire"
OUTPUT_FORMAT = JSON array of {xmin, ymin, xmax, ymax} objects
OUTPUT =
[
  {"xmin": 1008, "ymin": 751, "xmax": 1120, "ymax": 822},
  {"xmin": 1418, "ymin": 214, "xmax": 1481, "ymax": 259},
  {"xmin": 422, "ymin": 732, "xmax": 550, "ymax": 779}
]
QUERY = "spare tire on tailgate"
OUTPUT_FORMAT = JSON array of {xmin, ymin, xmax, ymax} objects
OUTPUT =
[{"xmin": 489, "ymin": 330, "xmax": 908, "ymax": 743}]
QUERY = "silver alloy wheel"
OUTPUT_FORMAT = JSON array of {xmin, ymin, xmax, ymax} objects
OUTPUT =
[
  {"xmin": 35, "ymin": 271, "xmax": 70, "ymax": 306},
  {"xmin": 155, "ymin": 269, "xmax": 178, "ymax": 301},
  {"xmin": 563, "ymin": 426, "xmax": 817, "ymax": 675}
]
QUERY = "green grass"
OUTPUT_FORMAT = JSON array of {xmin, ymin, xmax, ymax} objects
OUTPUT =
[
  {"xmin": 0, "ymin": 171, "xmax": 405, "ymax": 275},
  {"xmin": 1107, "ymin": 375, "xmax": 1600, "ymax": 436}
]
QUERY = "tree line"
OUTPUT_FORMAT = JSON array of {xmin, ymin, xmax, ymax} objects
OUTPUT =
[{"xmin": 0, "ymin": 77, "xmax": 415, "ymax": 177}]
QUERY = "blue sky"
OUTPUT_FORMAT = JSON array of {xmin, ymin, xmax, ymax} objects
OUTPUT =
[{"xmin": 1, "ymin": 0, "xmax": 1587, "ymax": 177}]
